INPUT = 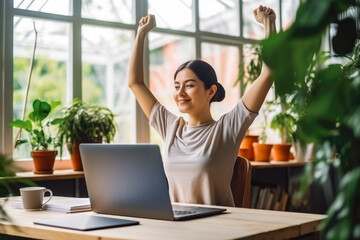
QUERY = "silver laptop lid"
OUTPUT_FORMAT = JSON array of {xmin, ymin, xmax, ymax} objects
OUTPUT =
[{"xmin": 80, "ymin": 144, "xmax": 174, "ymax": 220}]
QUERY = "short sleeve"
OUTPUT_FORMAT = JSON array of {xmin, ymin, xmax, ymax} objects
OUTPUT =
[
  {"xmin": 149, "ymin": 102, "xmax": 178, "ymax": 140},
  {"xmin": 220, "ymin": 100, "xmax": 258, "ymax": 141}
]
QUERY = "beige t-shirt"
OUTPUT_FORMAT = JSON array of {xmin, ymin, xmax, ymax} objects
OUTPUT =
[{"xmin": 149, "ymin": 100, "xmax": 257, "ymax": 207}]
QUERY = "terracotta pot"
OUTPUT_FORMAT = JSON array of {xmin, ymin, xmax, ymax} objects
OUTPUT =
[
  {"xmin": 253, "ymin": 143, "xmax": 273, "ymax": 162},
  {"xmin": 240, "ymin": 135, "xmax": 258, "ymax": 160},
  {"xmin": 238, "ymin": 148, "xmax": 248, "ymax": 158},
  {"xmin": 31, "ymin": 150, "xmax": 57, "ymax": 174},
  {"xmin": 272, "ymin": 144, "xmax": 292, "ymax": 161},
  {"xmin": 67, "ymin": 143, "xmax": 83, "ymax": 171}
]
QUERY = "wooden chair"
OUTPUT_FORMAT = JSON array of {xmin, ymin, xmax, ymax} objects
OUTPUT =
[{"xmin": 231, "ymin": 156, "xmax": 252, "ymax": 208}]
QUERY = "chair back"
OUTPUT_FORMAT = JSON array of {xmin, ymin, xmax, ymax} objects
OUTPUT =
[{"xmin": 231, "ymin": 156, "xmax": 252, "ymax": 208}]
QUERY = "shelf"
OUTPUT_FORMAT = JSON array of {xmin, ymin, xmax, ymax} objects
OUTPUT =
[
  {"xmin": 250, "ymin": 160, "xmax": 309, "ymax": 169},
  {"xmin": 0, "ymin": 169, "xmax": 84, "ymax": 181}
]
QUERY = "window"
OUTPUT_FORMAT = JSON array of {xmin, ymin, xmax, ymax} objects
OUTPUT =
[
  {"xmin": 13, "ymin": 17, "xmax": 69, "ymax": 159},
  {"xmin": 1, "ymin": 0, "xmax": 298, "ymax": 159},
  {"xmin": 81, "ymin": 25, "xmax": 134, "ymax": 143},
  {"xmin": 199, "ymin": 0, "xmax": 240, "ymax": 36}
]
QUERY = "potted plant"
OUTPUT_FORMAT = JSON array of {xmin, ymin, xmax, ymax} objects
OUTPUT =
[
  {"xmin": 262, "ymin": 1, "xmax": 360, "ymax": 238},
  {"xmin": 253, "ymin": 102, "xmax": 273, "ymax": 162},
  {"xmin": 9, "ymin": 99, "xmax": 62, "ymax": 174},
  {"xmin": 269, "ymin": 97, "xmax": 296, "ymax": 161},
  {"xmin": 57, "ymin": 99, "xmax": 116, "ymax": 171}
]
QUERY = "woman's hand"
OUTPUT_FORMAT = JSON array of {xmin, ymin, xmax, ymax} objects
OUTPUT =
[
  {"xmin": 138, "ymin": 14, "xmax": 156, "ymax": 36},
  {"xmin": 253, "ymin": 5, "xmax": 276, "ymax": 25}
]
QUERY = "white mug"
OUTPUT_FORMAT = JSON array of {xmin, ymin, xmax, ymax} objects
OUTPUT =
[{"xmin": 20, "ymin": 187, "xmax": 53, "ymax": 210}]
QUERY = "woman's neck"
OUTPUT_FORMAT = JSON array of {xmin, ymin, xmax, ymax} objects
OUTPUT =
[{"xmin": 187, "ymin": 111, "xmax": 214, "ymax": 126}]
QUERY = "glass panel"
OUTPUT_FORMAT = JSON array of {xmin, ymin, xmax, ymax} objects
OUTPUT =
[
  {"xmin": 81, "ymin": 0, "xmax": 133, "ymax": 24},
  {"xmin": 199, "ymin": 0, "xmax": 239, "ymax": 36},
  {"xmin": 82, "ymin": 25, "xmax": 133, "ymax": 143},
  {"xmin": 201, "ymin": 43, "xmax": 240, "ymax": 120},
  {"xmin": 148, "ymin": 0, "xmax": 194, "ymax": 31},
  {"xmin": 281, "ymin": 0, "xmax": 300, "ymax": 30},
  {"xmin": 242, "ymin": 0, "xmax": 280, "ymax": 39},
  {"xmin": 13, "ymin": 17, "xmax": 69, "ymax": 159},
  {"xmin": 14, "ymin": 0, "xmax": 70, "ymax": 15},
  {"xmin": 148, "ymin": 33, "xmax": 195, "ymax": 146}
]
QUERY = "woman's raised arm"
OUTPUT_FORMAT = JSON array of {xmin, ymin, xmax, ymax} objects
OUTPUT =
[
  {"xmin": 128, "ymin": 14, "xmax": 158, "ymax": 118},
  {"xmin": 242, "ymin": 6, "xmax": 276, "ymax": 113}
]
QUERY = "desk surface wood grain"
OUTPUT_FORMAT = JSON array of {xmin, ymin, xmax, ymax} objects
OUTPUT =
[{"xmin": 0, "ymin": 196, "xmax": 326, "ymax": 240}]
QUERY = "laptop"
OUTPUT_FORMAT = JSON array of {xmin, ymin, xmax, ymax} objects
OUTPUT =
[{"xmin": 79, "ymin": 144, "xmax": 226, "ymax": 221}]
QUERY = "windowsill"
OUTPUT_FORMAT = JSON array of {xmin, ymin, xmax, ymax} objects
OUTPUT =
[{"xmin": 13, "ymin": 159, "xmax": 73, "ymax": 172}]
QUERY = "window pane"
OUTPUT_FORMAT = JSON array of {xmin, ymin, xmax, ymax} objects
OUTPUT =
[
  {"xmin": 82, "ymin": 0, "xmax": 133, "ymax": 24},
  {"xmin": 242, "ymin": 0, "xmax": 280, "ymax": 39},
  {"xmin": 14, "ymin": 0, "xmax": 70, "ymax": 15},
  {"xmin": 281, "ymin": 0, "xmax": 300, "ymax": 30},
  {"xmin": 82, "ymin": 25, "xmax": 133, "ymax": 143},
  {"xmin": 148, "ymin": 0, "xmax": 194, "ymax": 31},
  {"xmin": 199, "ymin": 0, "xmax": 239, "ymax": 36},
  {"xmin": 148, "ymin": 33, "xmax": 195, "ymax": 146},
  {"xmin": 201, "ymin": 43, "xmax": 240, "ymax": 119},
  {"xmin": 13, "ymin": 17, "xmax": 69, "ymax": 159}
]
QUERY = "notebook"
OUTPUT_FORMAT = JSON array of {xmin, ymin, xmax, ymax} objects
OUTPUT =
[
  {"xmin": 79, "ymin": 144, "xmax": 226, "ymax": 221},
  {"xmin": 34, "ymin": 215, "xmax": 139, "ymax": 231}
]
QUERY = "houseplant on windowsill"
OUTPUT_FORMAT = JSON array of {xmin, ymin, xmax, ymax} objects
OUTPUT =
[
  {"xmin": 9, "ymin": 99, "xmax": 62, "ymax": 174},
  {"xmin": 269, "ymin": 97, "xmax": 296, "ymax": 161},
  {"xmin": 57, "ymin": 99, "xmax": 116, "ymax": 171},
  {"xmin": 253, "ymin": 102, "xmax": 272, "ymax": 162}
]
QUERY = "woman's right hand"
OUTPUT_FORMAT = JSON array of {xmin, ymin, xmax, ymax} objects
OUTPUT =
[{"xmin": 138, "ymin": 14, "xmax": 156, "ymax": 35}]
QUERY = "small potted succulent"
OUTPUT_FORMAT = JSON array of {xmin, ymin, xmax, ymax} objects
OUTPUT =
[
  {"xmin": 9, "ymin": 99, "xmax": 62, "ymax": 174},
  {"xmin": 57, "ymin": 99, "xmax": 116, "ymax": 171}
]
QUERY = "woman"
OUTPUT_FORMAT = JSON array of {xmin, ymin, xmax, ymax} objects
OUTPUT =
[{"xmin": 128, "ymin": 6, "xmax": 276, "ymax": 207}]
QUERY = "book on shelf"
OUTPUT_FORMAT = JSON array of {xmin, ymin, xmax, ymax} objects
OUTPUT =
[
  {"xmin": 277, "ymin": 192, "xmax": 289, "ymax": 211},
  {"xmin": 256, "ymin": 188, "xmax": 268, "ymax": 209},
  {"xmin": 250, "ymin": 185, "xmax": 260, "ymax": 209},
  {"xmin": 12, "ymin": 197, "xmax": 91, "ymax": 213},
  {"xmin": 264, "ymin": 192, "xmax": 274, "ymax": 210},
  {"xmin": 251, "ymin": 185, "xmax": 289, "ymax": 211}
]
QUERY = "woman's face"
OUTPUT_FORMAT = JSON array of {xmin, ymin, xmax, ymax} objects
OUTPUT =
[{"xmin": 173, "ymin": 68, "xmax": 215, "ymax": 114}]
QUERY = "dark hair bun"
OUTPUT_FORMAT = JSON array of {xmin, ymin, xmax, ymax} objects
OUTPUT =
[{"xmin": 211, "ymin": 83, "xmax": 225, "ymax": 102}]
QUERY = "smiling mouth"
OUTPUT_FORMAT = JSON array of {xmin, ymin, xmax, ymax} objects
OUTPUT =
[{"xmin": 178, "ymin": 99, "xmax": 190, "ymax": 104}]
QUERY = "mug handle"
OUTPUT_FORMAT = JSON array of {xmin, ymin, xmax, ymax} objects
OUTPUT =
[{"xmin": 42, "ymin": 189, "xmax": 53, "ymax": 207}]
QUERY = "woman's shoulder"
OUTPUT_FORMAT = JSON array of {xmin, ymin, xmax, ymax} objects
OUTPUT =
[{"xmin": 219, "ymin": 100, "xmax": 258, "ymax": 121}]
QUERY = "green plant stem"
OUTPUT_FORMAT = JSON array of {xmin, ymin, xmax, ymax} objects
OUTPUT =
[{"xmin": 14, "ymin": 22, "xmax": 38, "ymax": 148}]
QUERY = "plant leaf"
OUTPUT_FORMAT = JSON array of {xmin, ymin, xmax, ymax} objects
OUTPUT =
[
  {"xmin": 32, "ymin": 99, "xmax": 51, "ymax": 122},
  {"xmin": 8, "ymin": 120, "xmax": 32, "ymax": 132}
]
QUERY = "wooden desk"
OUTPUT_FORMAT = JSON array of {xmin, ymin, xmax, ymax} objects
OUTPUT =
[{"xmin": 0, "ymin": 196, "xmax": 326, "ymax": 240}]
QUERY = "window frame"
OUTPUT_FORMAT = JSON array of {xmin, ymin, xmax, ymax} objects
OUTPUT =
[{"xmin": 1, "ymin": 0, "xmax": 286, "ymax": 161}]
